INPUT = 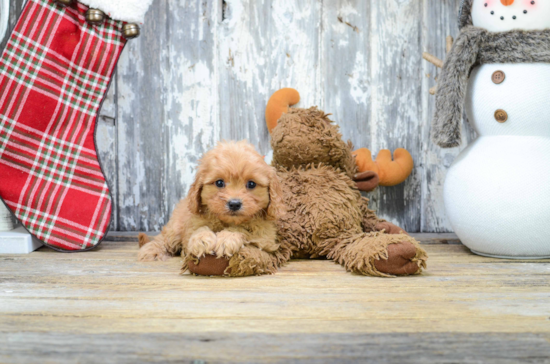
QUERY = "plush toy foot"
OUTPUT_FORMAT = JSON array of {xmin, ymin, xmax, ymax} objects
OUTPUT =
[
  {"xmin": 323, "ymin": 231, "xmax": 427, "ymax": 277},
  {"xmin": 188, "ymin": 254, "xmax": 231, "ymax": 276},
  {"xmin": 186, "ymin": 230, "xmax": 248, "ymax": 276},
  {"xmin": 226, "ymin": 246, "xmax": 279, "ymax": 277},
  {"xmin": 186, "ymin": 246, "xmax": 278, "ymax": 277},
  {"xmin": 372, "ymin": 222, "xmax": 424, "ymax": 275},
  {"xmin": 374, "ymin": 242, "xmax": 421, "ymax": 275}
]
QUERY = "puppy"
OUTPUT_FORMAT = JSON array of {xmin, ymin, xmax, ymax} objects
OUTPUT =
[{"xmin": 138, "ymin": 140, "xmax": 286, "ymax": 276}]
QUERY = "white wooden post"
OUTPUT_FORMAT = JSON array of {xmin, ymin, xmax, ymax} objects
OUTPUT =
[
  {"xmin": 0, "ymin": 203, "xmax": 42, "ymax": 253},
  {"xmin": 0, "ymin": 203, "xmax": 16, "ymax": 232}
]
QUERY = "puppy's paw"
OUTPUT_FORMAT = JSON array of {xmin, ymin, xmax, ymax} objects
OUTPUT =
[
  {"xmin": 188, "ymin": 227, "xmax": 217, "ymax": 258},
  {"xmin": 214, "ymin": 231, "xmax": 245, "ymax": 257},
  {"xmin": 138, "ymin": 243, "xmax": 171, "ymax": 262}
]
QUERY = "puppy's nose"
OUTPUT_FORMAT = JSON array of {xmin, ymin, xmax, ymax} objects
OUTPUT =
[{"xmin": 227, "ymin": 199, "xmax": 243, "ymax": 212}]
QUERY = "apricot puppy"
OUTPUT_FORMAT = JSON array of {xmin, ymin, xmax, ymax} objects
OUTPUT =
[{"xmin": 138, "ymin": 140, "xmax": 287, "ymax": 276}]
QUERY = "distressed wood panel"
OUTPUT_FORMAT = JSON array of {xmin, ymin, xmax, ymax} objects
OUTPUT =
[
  {"xmin": 365, "ymin": 0, "xmax": 423, "ymax": 232},
  {"xmin": 116, "ymin": 2, "xmax": 168, "ymax": 231},
  {"xmin": 218, "ymin": 0, "xmax": 323, "ymax": 156},
  {"xmin": 96, "ymin": 78, "xmax": 118, "ymax": 230},
  {"xmin": 160, "ymin": 1, "xmax": 219, "ymax": 222},
  {"xmin": 321, "ymin": 0, "xmax": 371, "ymax": 151}
]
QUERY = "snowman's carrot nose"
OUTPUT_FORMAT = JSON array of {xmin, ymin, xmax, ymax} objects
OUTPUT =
[{"xmin": 500, "ymin": 0, "xmax": 514, "ymax": 5}]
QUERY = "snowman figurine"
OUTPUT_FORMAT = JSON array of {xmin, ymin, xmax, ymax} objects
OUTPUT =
[{"xmin": 432, "ymin": 0, "xmax": 550, "ymax": 258}]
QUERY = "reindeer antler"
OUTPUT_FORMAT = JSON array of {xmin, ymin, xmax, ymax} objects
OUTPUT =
[
  {"xmin": 353, "ymin": 148, "xmax": 414, "ymax": 187},
  {"xmin": 423, "ymin": 36, "xmax": 453, "ymax": 95},
  {"xmin": 265, "ymin": 88, "xmax": 300, "ymax": 132}
]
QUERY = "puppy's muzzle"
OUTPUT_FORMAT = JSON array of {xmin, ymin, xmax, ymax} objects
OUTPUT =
[{"xmin": 227, "ymin": 199, "xmax": 243, "ymax": 212}]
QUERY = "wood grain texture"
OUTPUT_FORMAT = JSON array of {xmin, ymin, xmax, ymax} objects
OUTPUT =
[
  {"xmin": 217, "ymin": 0, "xmax": 323, "ymax": 155},
  {"xmin": 1, "ymin": 237, "xmax": 550, "ymax": 362},
  {"xmin": 96, "ymin": 76, "xmax": 118, "ymax": 229},
  {"xmin": 364, "ymin": 0, "xmax": 423, "ymax": 231},
  {"xmin": 115, "ymin": 1, "xmax": 167, "ymax": 232},
  {"xmin": 2, "ymin": 332, "xmax": 550, "ymax": 363},
  {"xmin": 321, "ymin": 0, "xmax": 371, "ymax": 153}
]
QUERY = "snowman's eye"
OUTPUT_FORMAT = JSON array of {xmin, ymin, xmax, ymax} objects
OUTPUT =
[{"xmin": 524, "ymin": 10, "xmax": 528, "ymax": 13}]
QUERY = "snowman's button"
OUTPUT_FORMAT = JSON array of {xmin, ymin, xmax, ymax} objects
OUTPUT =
[
  {"xmin": 494, "ymin": 109, "xmax": 508, "ymax": 123},
  {"xmin": 492, "ymin": 71, "xmax": 506, "ymax": 84}
]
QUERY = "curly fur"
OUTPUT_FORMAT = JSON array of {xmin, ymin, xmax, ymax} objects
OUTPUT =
[
  {"xmin": 138, "ymin": 140, "xmax": 291, "ymax": 277},
  {"xmin": 459, "ymin": 0, "xmax": 474, "ymax": 29},
  {"xmin": 271, "ymin": 108, "xmax": 357, "ymax": 178},
  {"xmin": 432, "ymin": 0, "xmax": 550, "ymax": 148},
  {"xmin": 272, "ymin": 108, "xmax": 428, "ymax": 277}
]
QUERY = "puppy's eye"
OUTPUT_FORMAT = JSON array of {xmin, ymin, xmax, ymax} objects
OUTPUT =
[
  {"xmin": 215, "ymin": 180, "xmax": 225, "ymax": 188},
  {"xmin": 247, "ymin": 181, "xmax": 257, "ymax": 189}
]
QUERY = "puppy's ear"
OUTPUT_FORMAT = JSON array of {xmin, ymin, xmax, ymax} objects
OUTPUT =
[
  {"xmin": 187, "ymin": 176, "xmax": 203, "ymax": 215},
  {"xmin": 266, "ymin": 169, "xmax": 285, "ymax": 220}
]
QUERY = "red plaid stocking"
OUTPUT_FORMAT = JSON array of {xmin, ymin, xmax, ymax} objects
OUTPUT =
[{"xmin": 0, "ymin": 0, "xmax": 127, "ymax": 251}]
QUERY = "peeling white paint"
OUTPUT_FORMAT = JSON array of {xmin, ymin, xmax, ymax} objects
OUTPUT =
[
  {"xmin": 94, "ymin": 0, "xmax": 462, "ymax": 233},
  {"xmin": 348, "ymin": 52, "xmax": 369, "ymax": 105}
]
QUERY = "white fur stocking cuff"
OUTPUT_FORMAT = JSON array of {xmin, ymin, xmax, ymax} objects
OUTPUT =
[{"xmin": 78, "ymin": 0, "xmax": 154, "ymax": 24}]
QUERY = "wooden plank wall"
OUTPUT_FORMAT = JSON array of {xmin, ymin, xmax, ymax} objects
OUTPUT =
[{"xmin": 2, "ymin": 0, "xmax": 476, "ymax": 233}]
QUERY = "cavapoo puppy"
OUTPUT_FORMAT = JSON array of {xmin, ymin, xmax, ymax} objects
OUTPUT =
[{"xmin": 138, "ymin": 140, "xmax": 290, "ymax": 276}]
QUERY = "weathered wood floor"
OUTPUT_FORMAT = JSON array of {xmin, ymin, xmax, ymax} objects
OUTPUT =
[{"xmin": 1, "ymin": 235, "xmax": 550, "ymax": 363}]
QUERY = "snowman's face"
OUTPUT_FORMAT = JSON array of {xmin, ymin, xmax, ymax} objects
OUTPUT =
[{"xmin": 472, "ymin": 0, "xmax": 550, "ymax": 32}]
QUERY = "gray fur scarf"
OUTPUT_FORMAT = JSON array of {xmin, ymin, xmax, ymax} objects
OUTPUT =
[{"xmin": 432, "ymin": 0, "xmax": 550, "ymax": 148}]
